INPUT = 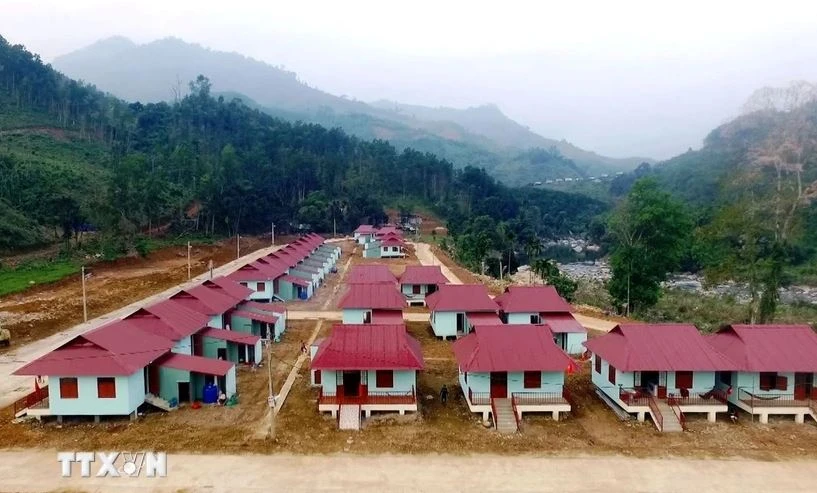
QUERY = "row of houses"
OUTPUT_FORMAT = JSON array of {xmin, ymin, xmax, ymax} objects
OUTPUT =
[
  {"xmin": 586, "ymin": 323, "xmax": 817, "ymax": 430},
  {"xmin": 12, "ymin": 234, "xmax": 341, "ymax": 422},
  {"xmin": 354, "ymin": 225, "xmax": 407, "ymax": 259}
]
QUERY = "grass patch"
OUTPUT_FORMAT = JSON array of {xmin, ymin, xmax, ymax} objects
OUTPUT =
[{"xmin": 0, "ymin": 259, "xmax": 80, "ymax": 296}]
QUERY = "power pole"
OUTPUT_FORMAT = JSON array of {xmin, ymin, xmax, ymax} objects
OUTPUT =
[
  {"xmin": 236, "ymin": 234, "xmax": 240, "ymax": 259},
  {"xmin": 271, "ymin": 223, "xmax": 275, "ymax": 246},
  {"xmin": 81, "ymin": 266, "xmax": 88, "ymax": 322},
  {"xmin": 333, "ymin": 217, "xmax": 336, "ymax": 239},
  {"xmin": 267, "ymin": 341, "xmax": 276, "ymax": 438},
  {"xmin": 187, "ymin": 241, "xmax": 192, "ymax": 280},
  {"xmin": 208, "ymin": 260, "xmax": 214, "ymax": 280}
]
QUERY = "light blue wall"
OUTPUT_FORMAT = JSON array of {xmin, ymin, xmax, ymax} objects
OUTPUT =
[
  {"xmin": 717, "ymin": 371, "xmax": 813, "ymax": 405},
  {"xmin": 591, "ymin": 355, "xmax": 635, "ymax": 402},
  {"xmin": 430, "ymin": 311, "xmax": 459, "ymax": 337},
  {"xmin": 363, "ymin": 243, "xmax": 381, "ymax": 258},
  {"xmin": 565, "ymin": 333, "xmax": 587, "ymax": 355},
  {"xmin": 173, "ymin": 336, "xmax": 192, "ymax": 355},
  {"xmin": 247, "ymin": 280, "xmax": 273, "ymax": 301},
  {"xmin": 321, "ymin": 370, "xmax": 338, "ymax": 393},
  {"xmin": 210, "ymin": 315, "xmax": 223, "ymax": 329},
  {"xmin": 225, "ymin": 367, "xmax": 237, "ymax": 396},
  {"xmin": 402, "ymin": 284, "xmax": 430, "ymax": 296},
  {"xmin": 342, "ymin": 308, "xmax": 371, "ymax": 324},
  {"xmin": 460, "ymin": 371, "xmax": 565, "ymax": 398},
  {"xmin": 381, "ymin": 246, "xmax": 404, "ymax": 258},
  {"xmin": 158, "ymin": 367, "xmax": 190, "ymax": 403},
  {"xmin": 369, "ymin": 370, "xmax": 416, "ymax": 392},
  {"xmin": 507, "ymin": 312, "xmax": 538, "ymax": 324},
  {"xmin": 50, "ymin": 372, "xmax": 143, "ymax": 416}
]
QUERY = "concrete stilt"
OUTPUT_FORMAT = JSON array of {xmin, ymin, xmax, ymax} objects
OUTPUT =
[
  {"xmin": 707, "ymin": 411, "xmax": 717, "ymax": 423},
  {"xmin": 760, "ymin": 413, "xmax": 769, "ymax": 424},
  {"xmin": 94, "ymin": 415, "xmax": 100, "ymax": 424},
  {"xmin": 637, "ymin": 412, "xmax": 645, "ymax": 422},
  {"xmin": 795, "ymin": 413, "xmax": 805, "ymax": 424},
  {"xmin": 365, "ymin": 409, "xmax": 371, "ymax": 418},
  {"xmin": 56, "ymin": 415, "xmax": 63, "ymax": 424},
  {"xmin": 552, "ymin": 411, "xmax": 560, "ymax": 421},
  {"xmin": 130, "ymin": 411, "xmax": 137, "ymax": 421}
]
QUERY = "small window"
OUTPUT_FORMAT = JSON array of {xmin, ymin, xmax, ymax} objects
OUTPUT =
[
  {"xmin": 97, "ymin": 377, "xmax": 116, "ymax": 398},
  {"xmin": 412, "ymin": 284, "xmax": 422, "ymax": 295},
  {"xmin": 314, "ymin": 370, "xmax": 321, "ymax": 385},
  {"xmin": 256, "ymin": 282, "xmax": 265, "ymax": 292},
  {"xmin": 375, "ymin": 370, "xmax": 393, "ymax": 388},
  {"xmin": 524, "ymin": 371, "xmax": 541, "ymax": 389},
  {"xmin": 530, "ymin": 314, "xmax": 541, "ymax": 324},
  {"xmin": 675, "ymin": 371, "xmax": 693, "ymax": 389},
  {"xmin": 59, "ymin": 378, "xmax": 78, "ymax": 399},
  {"xmin": 594, "ymin": 355, "xmax": 601, "ymax": 374},
  {"xmin": 759, "ymin": 372, "xmax": 779, "ymax": 391},
  {"xmin": 608, "ymin": 364, "xmax": 616, "ymax": 385},
  {"xmin": 363, "ymin": 311, "xmax": 372, "ymax": 324},
  {"xmin": 464, "ymin": 372, "xmax": 468, "ymax": 383}
]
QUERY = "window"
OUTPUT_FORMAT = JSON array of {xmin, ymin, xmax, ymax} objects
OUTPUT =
[
  {"xmin": 675, "ymin": 371, "xmax": 693, "ymax": 389},
  {"xmin": 608, "ymin": 364, "xmax": 616, "ymax": 385},
  {"xmin": 594, "ymin": 355, "xmax": 601, "ymax": 374},
  {"xmin": 375, "ymin": 370, "xmax": 393, "ymax": 388},
  {"xmin": 392, "ymin": 246, "xmax": 399, "ymax": 252},
  {"xmin": 256, "ymin": 282, "xmax": 265, "ymax": 292},
  {"xmin": 240, "ymin": 282, "xmax": 247, "ymax": 287},
  {"xmin": 96, "ymin": 377, "xmax": 116, "ymax": 399},
  {"xmin": 530, "ymin": 314, "xmax": 541, "ymax": 324},
  {"xmin": 314, "ymin": 370, "xmax": 321, "ymax": 385},
  {"xmin": 759, "ymin": 372, "xmax": 778, "ymax": 391},
  {"xmin": 59, "ymin": 378, "xmax": 78, "ymax": 399},
  {"xmin": 363, "ymin": 311, "xmax": 372, "ymax": 324},
  {"xmin": 412, "ymin": 284, "xmax": 422, "ymax": 295},
  {"xmin": 524, "ymin": 371, "xmax": 541, "ymax": 389}
]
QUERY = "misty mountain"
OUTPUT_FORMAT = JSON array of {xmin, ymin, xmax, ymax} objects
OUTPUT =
[{"xmin": 53, "ymin": 36, "xmax": 646, "ymax": 183}]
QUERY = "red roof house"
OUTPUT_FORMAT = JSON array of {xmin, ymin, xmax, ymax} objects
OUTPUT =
[
  {"xmin": 399, "ymin": 265, "xmax": 449, "ymax": 286},
  {"xmin": 339, "ymin": 284, "xmax": 405, "ymax": 324},
  {"xmin": 708, "ymin": 324, "xmax": 817, "ymax": 372},
  {"xmin": 311, "ymin": 324, "xmax": 423, "ymax": 370},
  {"xmin": 425, "ymin": 284, "xmax": 498, "ymax": 312},
  {"xmin": 453, "ymin": 324, "xmax": 575, "ymax": 373},
  {"xmin": 494, "ymin": 285, "xmax": 573, "ymax": 313},
  {"xmin": 347, "ymin": 265, "xmax": 398, "ymax": 285}
]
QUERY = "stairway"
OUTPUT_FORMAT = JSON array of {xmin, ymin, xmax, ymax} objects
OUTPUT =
[
  {"xmin": 144, "ymin": 393, "xmax": 176, "ymax": 412},
  {"xmin": 338, "ymin": 404, "xmax": 361, "ymax": 430},
  {"xmin": 492, "ymin": 398, "xmax": 518, "ymax": 434},
  {"xmin": 652, "ymin": 399, "xmax": 682, "ymax": 432}
]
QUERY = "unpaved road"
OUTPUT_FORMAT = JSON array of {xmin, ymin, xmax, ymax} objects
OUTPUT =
[
  {"xmin": 0, "ymin": 245, "xmax": 284, "ymax": 409},
  {"xmin": 0, "ymin": 450, "xmax": 815, "ymax": 493}
]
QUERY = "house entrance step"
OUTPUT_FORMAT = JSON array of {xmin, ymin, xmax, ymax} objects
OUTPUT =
[
  {"xmin": 653, "ymin": 399, "xmax": 682, "ymax": 432},
  {"xmin": 492, "ymin": 398, "xmax": 518, "ymax": 434},
  {"xmin": 338, "ymin": 404, "xmax": 361, "ymax": 430},
  {"xmin": 144, "ymin": 393, "xmax": 176, "ymax": 412}
]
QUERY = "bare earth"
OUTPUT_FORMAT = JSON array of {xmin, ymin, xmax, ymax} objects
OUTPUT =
[{"xmin": 0, "ymin": 450, "xmax": 816, "ymax": 493}]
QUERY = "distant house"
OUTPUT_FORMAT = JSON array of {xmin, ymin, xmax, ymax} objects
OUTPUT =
[
  {"xmin": 310, "ymin": 324, "xmax": 423, "ymax": 428},
  {"xmin": 338, "ymin": 284, "xmax": 405, "ymax": 324},
  {"xmin": 363, "ymin": 235, "xmax": 406, "ymax": 259},
  {"xmin": 425, "ymin": 284, "xmax": 501, "ymax": 339},
  {"xmin": 584, "ymin": 324, "xmax": 731, "ymax": 431},
  {"xmin": 354, "ymin": 225, "xmax": 378, "ymax": 244},
  {"xmin": 346, "ymin": 265, "xmax": 398, "ymax": 286},
  {"xmin": 495, "ymin": 286, "xmax": 587, "ymax": 354},
  {"xmin": 399, "ymin": 265, "xmax": 449, "ymax": 306},
  {"xmin": 230, "ymin": 301, "xmax": 287, "ymax": 341},
  {"xmin": 708, "ymin": 324, "xmax": 817, "ymax": 424},
  {"xmin": 453, "ymin": 325, "xmax": 576, "ymax": 428},
  {"xmin": 228, "ymin": 261, "xmax": 287, "ymax": 302}
]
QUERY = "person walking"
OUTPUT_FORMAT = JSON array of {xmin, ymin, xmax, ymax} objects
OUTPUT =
[{"xmin": 440, "ymin": 384, "xmax": 449, "ymax": 405}]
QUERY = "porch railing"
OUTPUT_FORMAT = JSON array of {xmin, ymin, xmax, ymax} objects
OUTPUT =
[
  {"xmin": 13, "ymin": 386, "xmax": 49, "ymax": 415},
  {"xmin": 648, "ymin": 396, "xmax": 663, "ymax": 431},
  {"xmin": 511, "ymin": 392, "xmax": 568, "ymax": 405},
  {"xmin": 738, "ymin": 385, "xmax": 815, "ymax": 409},
  {"xmin": 490, "ymin": 399, "xmax": 499, "ymax": 430},
  {"xmin": 510, "ymin": 395, "xmax": 521, "ymax": 429},
  {"xmin": 318, "ymin": 387, "xmax": 415, "ymax": 406},
  {"xmin": 667, "ymin": 397, "xmax": 686, "ymax": 431},
  {"xmin": 468, "ymin": 388, "xmax": 491, "ymax": 406},
  {"xmin": 619, "ymin": 386, "xmax": 651, "ymax": 407},
  {"xmin": 667, "ymin": 388, "xmax": 728, "ymax": 406}
]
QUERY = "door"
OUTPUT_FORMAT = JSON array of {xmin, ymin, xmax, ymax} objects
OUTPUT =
[
  {"xmin": 260, "ymin": 323, "xmax": 268, "ymax": 339},
  {"xmin": 794, "ymin": 373, "xmax": 813, "ymax": 400},
  {"xmin": 490, "ymin": 372, "xmax": 508, "ymax": 399},
  {"xmin": 148, "ymin": 365, "xmax": 160, "ymax": 394},
  {"xmin": 248, "ymin": 344, "xmax": 256, "ymax": 364},
  {"xmin": 217, "ymin": 348, "xmax": 227, "ymax": 360},
  {"xmin": 640, "ymin": 371, "xmax": 659, "ymax": 390},
  {"xmin": 191, "ymin": 334, "xmax": 203, "ymax": 356},
  {"xmin": 177, "ymin": 382, "xmax": 190, "ymax": 403},
  {"xmin": 456, "ymin": 313, "xmax": 466, "ymax": 333},
  {"xmin": 218, "ymin": 376, "xmax": 226, "ymax": 393},
  {"xmin": 343, "ymin": 371, "xmax": 361, "ymax": 397}
]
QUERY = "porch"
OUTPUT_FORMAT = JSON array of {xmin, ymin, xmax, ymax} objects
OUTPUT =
[
  {"xmin": 317, "ymin": 387, "xmax": 417, "ymax": 417},
  {"xmin": 464, "ymin": 388, "xmax": 571, "ymax": 422},
  {"xmin": 735, "ymin": 386, "xmax": 817, "ymax": 424},
  {"xmin": 617, "ymin": 386, "xmax": 728, "ymax": 422},
  {"xmin": 13, "ymin": 386, "xmax": 50, "ymax": 418}
]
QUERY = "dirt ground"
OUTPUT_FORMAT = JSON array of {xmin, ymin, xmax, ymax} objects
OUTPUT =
[{"xmin": 0, "ymin": 236, "xmax": 287, "ymax": 352}]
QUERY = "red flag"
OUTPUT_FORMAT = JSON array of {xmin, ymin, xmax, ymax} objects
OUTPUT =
[{"xmin": 567, "ymin": 363, "xmax": 575, "ymax": 375}]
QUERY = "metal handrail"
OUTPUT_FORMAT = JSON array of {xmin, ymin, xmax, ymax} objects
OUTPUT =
[
  {"xmin": 13, "ymin": 386, "xmax": 49, "ymax": 415},
  {"xmin": 510, "ymin": 395, "xmax": 521, "ymax": 429},
  {"xmin": 490, "ymin": 399, "xmax": 499, "ymax": 430},
  {"xmin": 667, "ymin": 395, "xmax": 686, "ymax": 431},
  {"xmin": 738, "ymin": 385, "xmax": 815, "ymax": 409},
  {"xmin": 648, "ymin": 396, "xmax": 664, "ymax": 431}
]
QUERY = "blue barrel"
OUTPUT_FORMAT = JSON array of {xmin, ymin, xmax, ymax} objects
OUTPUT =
[
  {"xmin": 202, "ymin": 384, "xmax": 218, "ymax": 404},
  {"xmin": 298, "ymin": 290, "xmax": 308, "ymax": 300}
]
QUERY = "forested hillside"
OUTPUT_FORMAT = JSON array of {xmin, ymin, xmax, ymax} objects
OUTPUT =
[{"xmin": 0, "ymin": 35, "xmax": 605, "ymax": 261}]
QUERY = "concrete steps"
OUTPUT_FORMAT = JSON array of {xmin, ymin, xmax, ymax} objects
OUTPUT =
[
  {"xmin": 652, "ymin": 399, "xmax": 683, "ymax": 432},
  {"xmin": 338, "ymin": 404, "xmax": 361, "ymax": 430},
  {"xmin": 492, "ymin": 398, "xmax": 518, "ymax": 434},
  {"xmin": 144, "ymin": 393, "xmax": 176, "ymax": 412}
]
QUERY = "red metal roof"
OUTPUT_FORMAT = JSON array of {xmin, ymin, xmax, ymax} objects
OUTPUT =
[
  {"xmin": 199, "ymin": 327, "xmax": 261, "ymax": 345},
  {"xmin": 583, "ymin": 324, "xmax": 734, "ymax": 372},
  {"xmin": 708, "ymin": 324, "xmax": 817, "ymax": 372},
  {"xmin": 399, "ymin": 265, "xmax": 449, "ymax": 286},
  {"xmin": 379, "ymin": 237, "xmax": 405, "ymax": 247},
  {"xmin": 347, "ymin": 265, "xmax": 398, "ymax": 285},
  {"xmin": 227, "ymin": 263, "xmax": 281, "ymax": 282},
  {"xmin": 339, "ymin": 284, "xmax": 406, "ymax": 309},
  {"xmin": 280, "ymin": 274, "xmax": 310, "ymax": 287},
  {"xmin": 240, "ymin": 301, "xmax": 284, "ymax": 315},
  {"xmin": 156, "ymin": 352, "xmax": 233, "ymax": 376},
  {"xmin": 541, "ymin": 313, "xmax": 585, "ymax": 334},
  {"xmin": 311, "ymin": 324, "xmax": 424, "ymax": 370},
  {"xmin": 121, "ymin": 310, "xmax": 185, "ymax": 341},
  {"xmin": 494, "ymin": 285, "xmax": 573, "ymax": 313},
  {"xmin": 371, "ymin": 310, "xmax": 405, "ymax": 324},
  {"xmin": 465, "ymin": 312, "xmax": 503, "ymax": 325},
  {"xmin": 425, "ymin": 284, "xmax": 499, "ymax": 312},
  {"xmin": 232, "ymin": 310, "xmax": 279, "ymax": 324},
  {"xmin": 355, "ymin": 225, "xmax": 377, "ymax": 234},
  {"xmin": 185, "ymin": 285, "xmax": 238, "ymax": 314},
  {"xmin": 143, "ymin": 300, "xmax": 210, "ymax": 338},
  {"xmin": 452, "ymin": 325, "xmax": 576, "ymax": 372},
  {"xmin": 204, "ymin": 277, "xmax": 253, "ymax": 302}
]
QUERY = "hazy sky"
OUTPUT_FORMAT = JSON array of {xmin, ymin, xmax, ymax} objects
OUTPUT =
[{"xmin": 4, "ymin": 0, "xmax": 817, "ymax": 159}]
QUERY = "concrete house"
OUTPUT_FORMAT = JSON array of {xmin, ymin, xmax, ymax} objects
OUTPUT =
[
  {"xmin": 311, "ymin": 324, "xmax": 423, "ymax": 429},
  {"xmin": 453, "ymin": 324, "xmax": 577, "ymax": 431},
  {"xmin": 338, "ymin": 283, "xmax": 406, "ymax": 324},
  {"xmin": 426, "ymin": 284, "xmax": 501, "ymax": 339},
  {"xmin": 708, "ymin": 324, "xmax": 817, "ymax": 424},
  {"xmin": 363, "ymin": 234, "xmax": 406, "ymax": 259},
  {"xmin": 230, "ymin": 301, "xmax": 287, "ymax": 341},
  {"xmin": 399, "ymin": 265, "xmax": 449, "ymax": 306},
  {"xmin": 495, "ymin": 286, "xmax": 587, "ymax": 355},
  {"xmin": 354, "ymin": 225, "xmax": 378, "ymax": 244},
  {"xmin": 228, "ymin": 261, "xmax": 286, "ymax": 302},
  {"xmin": 346, "ymin": 264, "xmax": 399, "ymax": 286},
  {"xmin": 584, "ymin": 324, "xmax": 732, "ymax": 432}
]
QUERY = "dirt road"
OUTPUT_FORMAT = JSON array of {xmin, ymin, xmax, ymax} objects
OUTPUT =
[
  {"xmin": 0, "ymin": 450, "xmax": 815, "ymax": 493},
  {"xmin": 0, "ymin": 244, "xmax": 284, "ymax": 409}
]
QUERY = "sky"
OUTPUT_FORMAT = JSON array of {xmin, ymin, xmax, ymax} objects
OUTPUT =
[{"xmin": 4, "ymin": 0, "xmax": 817, "ymax": 159}]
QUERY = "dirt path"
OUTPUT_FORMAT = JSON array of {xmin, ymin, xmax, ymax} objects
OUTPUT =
[
  {"xmin": 0, "ymin": 450, "xmax": 815, "ymax": 493},
  {"xmin": 0, "ymin": 243, "xmax": 284, "ymax": 409}
]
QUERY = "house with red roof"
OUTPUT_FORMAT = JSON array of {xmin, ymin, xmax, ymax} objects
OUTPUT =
[
  {"xmin": 425, "ymin": 284, "xmax": 501, "ymax": 339},
  {"xmin": 228, "ymin": 260, "xmax": 287, "ymax": 302},
  {"xmin": 310, "ymin": 324, "xmax": 423, "ymax": 428},
  {"xmin": 453, "ymin": 325, "xmax": 576, "ymax": 430},
  {"xmin": 363, "ymin": 231, "xmax": 406, "ymax": 259},
  {"xmin": 708, "ymin": 324, "xmax": 817, "ymax": 424},
  {"xmin": 229, "ymin": 301, "xmax": 287, "ymax": 342},
  {"xmin": 339, "ymin": 284, "xmax": 405, "ymax": 324},
  {"xmin": 399, "ymin": 265, "xmax": 449, "ymax": 306},
  {"xmin": 354, "ymin": 224, "xmax": 378, "ymax": 244},
  {"xmin": 346, "ymin": 264, "xmax": 398, "ymax": 285},
  {"xmin": 584, "ymin": 323, "xmax": 732, "ymax": 431},
  {"xmin": 495, "ymin": 286, "xmax": 587, "ymax": 354}
]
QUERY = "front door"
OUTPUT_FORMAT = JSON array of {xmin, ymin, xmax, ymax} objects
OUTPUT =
[
  {"xmin": 217, "ymin": 347, "xmax": 227, "ymax": 360},
  {"xmin": 148, "ymin": 365, "xmax": 160, "ymax": 394},
  {"xmin": 177, "ymin": 382, "xmax": 190, "ymax": 403},
  {"xmin": 247, "ymin": 344, "xmax": 256, "ymax": 364},
  {"xmin": 260, "ymin": 323, "xmax": 268, "ymax": 339},
  {"xmin": 456, "ymin": 313, "xmax": 466, "ymax": 333},
  {"xmin": 794, "ymin": 373, "xmax": 813, "ymax": 400},
  {"xmin": 343, "ymin": 371, "xmax": 361, "ymax": 397},
  {"xmin": 490, "ymin": 372, "xmax": 508, "ymax": 398}
]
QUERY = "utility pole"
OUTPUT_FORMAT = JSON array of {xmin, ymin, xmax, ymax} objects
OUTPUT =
[
  {"xmin": 81, "ymin": 266, "xmax": 88, "ymax": 322},
  {"xmin": 187, "ymin": 242, "xmax": 192, "ymax": 280},
  {"xmin": 271, "ymin": 223, "xmax": 275, "ymax": 246},
  {"xmin": 236, "ymin": 234, "xmax": 240, "ymax": 259},
  {"xmin": 267, "ymin": 341, "xmax": 276, "ymax": 438},
  {"xmin": 333, "ymin": 217, "xmax": 336, "ymax": 239},
  {"xmin": 208, "ymin": 260, "xmax": 214, "ymax": 280}
]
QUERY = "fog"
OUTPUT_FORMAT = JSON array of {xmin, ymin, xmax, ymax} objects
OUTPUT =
[{"xmin": 4, "ymin": 0, "xmax": 817, "ymax": 159}]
